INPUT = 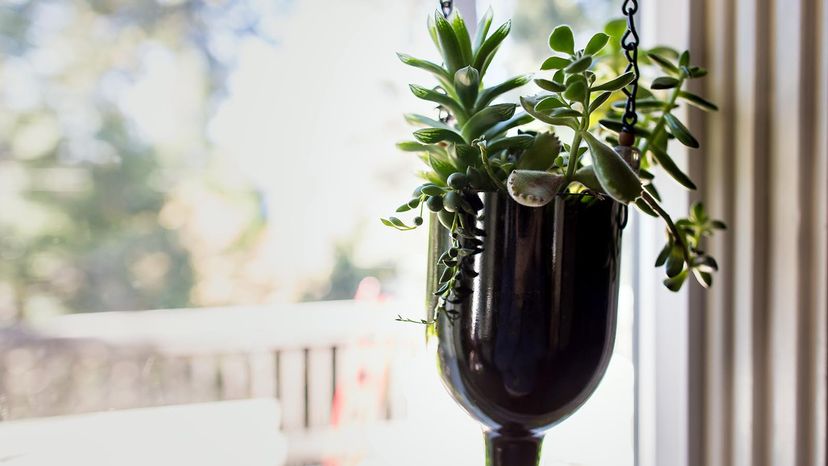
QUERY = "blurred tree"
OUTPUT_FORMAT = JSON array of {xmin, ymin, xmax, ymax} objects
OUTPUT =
[{"xmin": 0, "ymin": 0, "xmax": 276, "ymax": 319}]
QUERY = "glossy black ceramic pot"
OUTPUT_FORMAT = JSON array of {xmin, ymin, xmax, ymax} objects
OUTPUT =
[{"xmin": 426, "ymin": 192, "xmax": 626, "ymax": 466}]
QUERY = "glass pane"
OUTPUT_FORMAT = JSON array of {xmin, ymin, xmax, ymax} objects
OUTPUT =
[{"xmin": 0, "ymin": 1, "xmax": 633, "ymax": 465}]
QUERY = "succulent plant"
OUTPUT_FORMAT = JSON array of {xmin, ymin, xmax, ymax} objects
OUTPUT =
[{"xmin": 385, "ymin": 11, "xmax": 725, "ymax": 319}]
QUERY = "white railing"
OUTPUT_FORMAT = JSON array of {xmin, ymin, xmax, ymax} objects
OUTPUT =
[{"xmin": 0, "ymin": 300, "xmax": 425, "ymax": 465}]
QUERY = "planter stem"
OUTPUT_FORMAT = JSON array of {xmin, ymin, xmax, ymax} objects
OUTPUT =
[{"xmin": 484, "ymin": 431, "xmax": 543, "ymax": 466}]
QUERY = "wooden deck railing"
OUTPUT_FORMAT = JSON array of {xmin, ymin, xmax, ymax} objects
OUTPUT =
[{"xmin": 0, "ymin": 300, "xmax": 424, "ymax": 465}]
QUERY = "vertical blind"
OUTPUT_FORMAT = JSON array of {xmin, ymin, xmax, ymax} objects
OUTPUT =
[{"xmin": 689, "ymin": 0, "xmax": 827, "ymax": 465}]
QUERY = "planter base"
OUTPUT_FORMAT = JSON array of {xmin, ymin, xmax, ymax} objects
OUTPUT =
[{"xmin": 484, "ymin": 431, "xmax": 543, "ymax": 466}]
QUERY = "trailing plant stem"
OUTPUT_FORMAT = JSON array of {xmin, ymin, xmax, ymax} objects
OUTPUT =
[
  {"xmin": 641, "ymin": 191, "xmax": 691, "ymax": 264},
  {"xmin": 637, "ymin": 77, "xmax": 685, "ymax": 158}
]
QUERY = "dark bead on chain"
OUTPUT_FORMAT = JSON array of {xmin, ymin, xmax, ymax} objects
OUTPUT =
[{"xmin": 440, "ymin": 0, "xmax": 453, "ymax": 17}]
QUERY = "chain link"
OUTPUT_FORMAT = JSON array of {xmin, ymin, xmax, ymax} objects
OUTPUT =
[
  {"xmin": 440, "ymin": 0, "xmax": 453, "ymax": 18},
  {"xmin": 620, "ymin": 0, "xmax": 640, "ymax": 134}
]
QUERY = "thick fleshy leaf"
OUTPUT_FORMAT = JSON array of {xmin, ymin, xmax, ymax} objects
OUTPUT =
[
  {"xmin": 434, "ymin": 12, "xmax": 464, "ymax": 74},
  {"xmin": 665, "ymin": 243, "xmax": 685, "ymax": 277},
  {"xmin": 573, "ymin": 165, "xmax": 603, "ymax": 192},
  {"xmin": 454, "ymin": 66, "xmax": 480, "ymax": 109},
  {"xmin": 679, "ymin": 91, "xmax": 719, "ymax": 111},
  {"xmin": 564, "ymin": 80, "xmax": 587, "ymax": 102},
  {"xmin": 646, "ymin": 52, "xmax": 679, "ymax": 75},
  {"xmin": 473, "ymin": 20, "xmax": 511, "ymax": 74},
  {"xmin": 540, "ymin": 56, "xmax": 570, "ymax": 70},
  {"xmin": 534, "ymin": 96, "xmax": 567, "ymax": 112},
  {"xmin": 584, "ymin": 32, "xmax": 610, "ymax": 55},
  {"xmin": 588, "ymin": 91, "xmax": 612, "ymax": 113},
  {"xmin": 396, "ymin": 53, "xmax": 451, "ymax": 82},
  {"xmin": 582, "ymin": 131, "xmax": 642, "ymax": 203},
  {"xmin": 664, "ymin": 269, "xmax": 689, "ymax": 291},
  {"xmin": 427, "ymin": 151, "xmax": 457, "ymax": 180},
  {"xmin": 404, "ymin": 113, "xmax": 452, "ymax": 130},
  {"xmin": 414, "ymin": 127, "xmax": 465, "ymax": 144},
  {"xmin": 565, "ymin": 56, "xmax": 592, "ymax": 74},
  {"xmin": 449, "ymin": 11, "xmax": 473, "ymax": 66},
  {"xmin": 591, "ymin": 71, "xmax": 635, "ymax": 91},
  {"xmin": 506, "ymin": 170, "xmax": 565, "ymax": 207},
  {"xmin": 487, "ymin": 134, "xmax": 535, "ymax": 153},
  {"xmin": 548, "ymin": 25, "xmax": 574, "ymax": 54},
  {"xmin": 409, "ymin": 84, "xmax": 467, "ymax": 121},
  {"xmin": 483, "ymin": 112, "xmax": 534, "ymax": 139},
  {"xmin": 534, "ymin": 78, "xmax": 565, "ymax": 93},
  {"xmin": 651, "ymin": 76, "xmax": 680, "ymax": 89},
  {"xmin": 461, "ymin": 103, "xmax": 516, "ymax": 141},
  {"xmin": 516, "ymin": 132, "xmax": 561, "ymax": 170},
  {"xmin": 476, "ymin": 74, "xmax": 532, "ymax": 109},
  {"xmin": 649, "ymin": 145, "xmax": 697, "ymax": 190},
  {"xmin": 664, "ymin": 113, "xmax": 700, "ymax": 148},
  {"xmin": 519, "ymin": 96, "xmax": 579, "ymax": 130},
  {"xmin": 472, "ymin": 6, "xmax": 493, "ymax": 53}
]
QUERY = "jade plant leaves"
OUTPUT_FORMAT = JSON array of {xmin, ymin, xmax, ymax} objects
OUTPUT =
[
  {"xmin": 584, "ymin": 32, "xmax": 610, "ymax": 55},
  {"xmin": 548, "ymin": 25, "xmax": 575, "ymax": 54},
  {"xmin": 664, "ymin": 113, "xmax": 700, "ymax": 148},
  {"xmin": 540, "ymin": 56, "xmax": 570, "ymax": 70}
]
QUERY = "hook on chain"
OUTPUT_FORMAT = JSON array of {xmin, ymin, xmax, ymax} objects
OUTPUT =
[{"xmin": 440, "ymin": 0, "xmax": 453, "ymax": 18}]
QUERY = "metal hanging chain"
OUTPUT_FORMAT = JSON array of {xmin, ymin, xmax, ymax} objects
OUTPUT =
[
  {"xmin": 620, "ymin": 0, "xmax": 640, "ymax": 138},
  {"xmin": 440, "ymin": 0, "xmax": 453, "ymax": 18}
]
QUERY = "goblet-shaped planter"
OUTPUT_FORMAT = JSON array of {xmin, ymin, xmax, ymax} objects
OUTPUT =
[{"xmin": 426, "ymin": 192, "xmax": 626, "ymax": 466}]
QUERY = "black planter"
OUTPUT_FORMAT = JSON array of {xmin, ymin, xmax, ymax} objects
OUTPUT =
[{"xmin": 426, "ymin": 192, "xmax": 626, "ymax": 466}]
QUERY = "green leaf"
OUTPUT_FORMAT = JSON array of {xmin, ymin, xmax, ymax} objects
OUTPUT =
[
  {"xmin": 665, "ymin": 243, "xmax": 685, "ymax": 277},
  {"xmin": 688, "ymin": 66, "xmax": 708, "ymax": 78},
  {"xmin": 584, "ymin": 32, "xmax": 610, "ymax": 55},
  {"xmin": 582, "ymin": 131, "xmax": 642, "ymax": 203},
  {"xmin": 646, "ymin": 52, "xmax": 679, "ymax": 74},
  {"xmin": 663, "ymin": 269, "xmax": 689, "ymax": 291},
  {"xmin": 461, "ymin": 103, "xmax": 516, "ymax": 142},
  {"xmin": 573, "ymin": 165, "xmax": 603, "ymax": 192},
  {"xmin": 711, "ymin": 220, "xmax": 727, "ymax": 230},
  {"xmin": 472, "ymin": 6, "xmax": 493, "ymax": 54},
  {"xmin": 649, "ymin": 145, "xmax": 697, "ymax": 190},
  {"xmin": 396, "ymin": 53, "xmax": 451, "ymax": 83},
  {"xmin": 434, "ymin": 11, "xmax": 465, "ymax": 74},
  {"xmin": 409, "ymin": 84, "xmax": 467, "ymax": 121},
  {"xmin": 454, "ymin": 66, "xmax": 480, "ymax": 109},
  {"xmin": 426, "ymin": 14, "xmax": 440, "ymax": 53},
  {"xmin": 591, "ymin": 71, "xmax": 635, "ymax": 91},
  {"xmin": 604, "ymin": 19, "xmax": 626, "ymax": 49},
  {"xmin": 564, "ymin": 80, "xmax": 587, "ymax": 102},
  {"xmin": 506, "ymin": 170, "xmax": 565, "ymax": 207},
  {"xmin": 664, "ymin": 113, "xmax": 700, "ymax": 148},
  {"xmin": 453, "ymin": 144, "xmax": 480, "ymax": 170},
  {"xmin": 414, "ymin": 127, "xmax": 465, "ymax": 144},
  {"xmin": 519, "ymin": 96, "xmax": 579, "ymax": 130},
  {"xmin": 404, "ymin": 113, "xmax": 452, "ymax": 130},
  {"xmin": 643, "ymin": 182, "xmax": 661, "ymax": 201},
  {"xmin": 421, "ymin": 185, "xmax": 445, "ymax": 196},
  {"xmin": 540, "ymin": 56, "xmax": 570, "ymax": 70},
  {"xmin": 476, "ymin": 74, "xmax": 532, "ymax": 109},
  {"xmin": 598, "ymin": 119, "xmax": 653, "ymax": 137},
  {"xmin": 516, "ymin": 131, "xmax": 561, "ymax": 170},
  {"xmin": 679, "ymin": 50, "xmax": 690, "ymax": 67},
  {"xmin": 655, "ymin": 242, "xmax": 671, "ymax": 266},
  {"xmin": 612, "ymin": 97, "xmax": 668, "ymax": 111},
  {"xmin": 692, "ymin": 268, "xmax": 713, "ymax": 288},
  {"xmin": 535, "ymin": 96, "xmax": 567, "ymax": 112},
  {"xmin": 473, "ymin": 20, "xmax": 511, "ymax": 74},
  {"xmin": 449, "ymin": 11, "xmax": 473, "ymax": 66},
  {"xmin": 397, "ymin": 141, "xmax": 429, "ymax": 152},
  {"xmin": 547, "ymin": 108, "xmax": 581, "ymax": 118},
  {"xmin": 565, "ymin": 56, "xmax": 592, "ymax": 74},
  {"xmin": 588, "ymin": 91, "xmax": 612, "ymax": 113},
  {"xmin": 636, "ymin": 198, "xmax": 659, "ymax": 217},
  {"xmin": 534, "ymin": 78, "xmax": 566, "ymax": 93},
  {"xmin": 487, "ymin": 134, "xmax": 535, "ymax": 153},
  {"xmin": 427, "ymin": 151, "xmax": 457, "ymax": 180},
  {"xmin": 548, "ymin": 25, "xmax": 575, "ymax": 54},
  {"xmin": 651, "ymin": 76, "xmax": 680, "ymax": 89},
  {"xmin": 483, "ymin": 112, "xmax": 533, "ymax": 139},
  {"xmin": 679, "ymin": 91, "xmax": 719, "ymax": 111}
]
